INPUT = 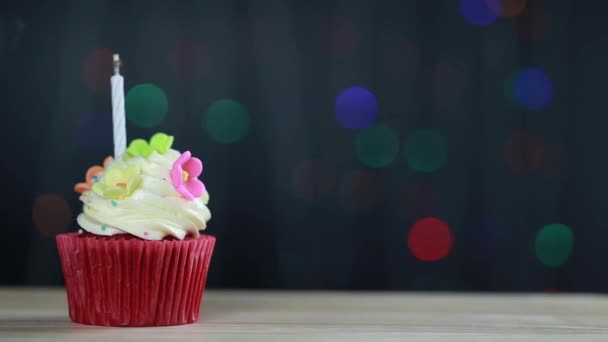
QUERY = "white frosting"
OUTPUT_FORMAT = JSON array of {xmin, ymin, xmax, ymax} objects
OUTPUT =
[{"xmin": 77, "ymin": 149, "xmax": 211, "ymax": 240}]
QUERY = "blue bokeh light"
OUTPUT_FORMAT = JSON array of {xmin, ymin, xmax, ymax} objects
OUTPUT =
[
  {"xmin": 513, "ymin": 67, "xmax": 553, "ymax": 110},
  {"xmin": 334, "ymin": 86, "xmax": 378, "ymax": 130},
  {"xmin": 459, "ymin": 0, "xmax": 497, "ymax": 26},
  {"xmin": 468, "ymin": 216, "xmax": 509, "ymax": 259},
  {"xmin": 76, "ymin": 112, "xmax": 113, "ymax": 153}
]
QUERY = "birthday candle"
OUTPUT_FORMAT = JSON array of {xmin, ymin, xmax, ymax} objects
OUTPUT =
[{"xmin": 111, "ymin": 54, "xmax": 126, "ymax": 158}]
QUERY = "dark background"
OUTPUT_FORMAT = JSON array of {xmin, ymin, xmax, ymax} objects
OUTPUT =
[{"xmin": 2, "ymin": 0, "xmax": 607, "ymax": 292}]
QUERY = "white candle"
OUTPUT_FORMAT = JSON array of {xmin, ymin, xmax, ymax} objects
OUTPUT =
[{"xmin": 111, "ymin": 53, "xmax": 127, "ymax": 159}]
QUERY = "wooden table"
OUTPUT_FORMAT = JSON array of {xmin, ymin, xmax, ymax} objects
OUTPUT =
[{"xmin": 1, "ymin": 288, "xmax": 607, "ymax": 341}]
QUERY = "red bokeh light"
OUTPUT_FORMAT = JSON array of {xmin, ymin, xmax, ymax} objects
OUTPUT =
[
  {"xmin": 511, "ymin": 1, "xmax": 549, "ymax": 41},
  {"xmin": 337, "ymin": 170, "xmax": 381, "ymax": 213},
  {"xmin": 167, "ymin": 40, "xmax": 208, "ymax": 80},
  {"xmin": 408, "ymin": 217, "xmax": 453, "ymax": 262},
  {"xmin": 541, "ymin": 143, "xmax": 567, "ymax": 179},
  {"xmin": 321, "ymin": 16, "xmax": 360, "ymax": 59},
  {"xmin": 32, "ymin": 193, "xmax": 72, "ymax": 236},
  {"xmin": 82, "ymin": 48, "xmax": 123, "ymax": 92},
  {"xmin": 239, "ymin": 21, "xmax": 271, "ymax": 60},
  {"xmin": 383, "ymin": 38, "xmax": 419, "ymax": 81},
  {"xmin": 504, "ymin": 130, "xmax": 545, "ymax": 174},
  {"xmin": 400, "ymin": 183, "xmax": 440, "ymax": 219},
  {"xmin": 429, "ymin": 63, "xmax": 467, "ymax": 112},
  {"xmin": 485, "ymin": 0, "xmax": 527, "ymax": 18},
  {"xmin": 291, "ymin": 160, "xmax": 336, "ymax": 202}
]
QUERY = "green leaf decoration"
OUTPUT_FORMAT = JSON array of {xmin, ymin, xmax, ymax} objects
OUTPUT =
[
  {"xmin": 126, "ymin": 132, "xmax": 174, "ymax": 158},
  {"xmin": 149, "ymin": 132, "xmax": 174, "ymax": 154}
]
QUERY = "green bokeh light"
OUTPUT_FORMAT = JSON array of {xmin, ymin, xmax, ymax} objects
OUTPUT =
[
  {"xmin": 204, "ymin": 99, "xmax": 250, "ymax": 144},
  {"xmin": 504, "ymin": 71, "xmax": 517, "ymax": 106},
  {"xmin": 125, "ymin": 84, "xmax": 169, "ymax": 128},
  {"xmin": 535, "ymin": 224, "xmax": 573, "ymax": 268},
  {"xmin": 355, "ymin": 124, "xmax": 399, "ymax": 168},
  {"xmin": 404, "ymin": 129, "xmax": 447, "ymax": 172}
]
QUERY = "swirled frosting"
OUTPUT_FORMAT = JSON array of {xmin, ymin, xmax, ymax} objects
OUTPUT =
[{"xmin": 76, "ymin": 149, "xmax": 211, "ymax": 240}]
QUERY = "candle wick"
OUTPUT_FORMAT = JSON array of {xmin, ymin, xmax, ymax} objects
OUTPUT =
[{"xmin": 113, "ymin": 53, "xmax": 121, "ymax": 75}]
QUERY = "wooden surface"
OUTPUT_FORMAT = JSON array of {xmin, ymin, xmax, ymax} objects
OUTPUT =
[{"xmin": 1, "ymin": 288, "xmax": 608, "ymax": 341}]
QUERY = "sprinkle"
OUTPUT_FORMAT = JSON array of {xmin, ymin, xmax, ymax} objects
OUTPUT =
[
  {"xmin": 78, "ymin": 229, "xmax": 83, "ymax": 234},
  {"xmin": 144, "ymin": 232, "xmax": 149, "ymax": 236},
  {"xmin": 101, "ymin": 225, "xmax": 107, "ymax": 231},
  {"xmin": 111, "ymin": 200, "xmax": 118, "ymax": 207}
]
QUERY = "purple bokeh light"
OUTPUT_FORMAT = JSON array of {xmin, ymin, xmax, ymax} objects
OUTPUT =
[
  {"xmin": 334, "ymin": 86, "xmax": 378, "ymax": 130},
  {"xmin": 321, "ymin": 16, "xmax": 360, "ymax": 59},
  {"xmin": 468, "ymin": 216, "xmax": 509, "ymax": 260},
  {"xmin": 513, "ymin": 67, "xmax": 553, "ymax": 110},
  {"xmin": 459, "ymin": 0, "xmax": 497, "ymax": 26},
  {"xmin": 76, "ymin": 112, "xmax": 113, "ymax": 153}
]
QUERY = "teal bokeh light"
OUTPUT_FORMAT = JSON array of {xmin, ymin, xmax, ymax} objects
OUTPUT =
[
  {"xmin": 404, "ymin": 130, "xmax": 447, "ymax": 172},
  {"xmin": 204, "ymin": 99, "xmax": 250, "ymax": 144},
  {"xmin": 355, "ymin": 124, "xmax": 399, "ymax": 168},
  {"xmin": 126, "ymin": 84, "xmax": 169, "ymax": 128}
]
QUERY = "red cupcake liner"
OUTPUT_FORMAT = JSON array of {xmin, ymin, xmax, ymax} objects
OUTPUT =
[{"xmin": 56, "ymin": 232, "xmax": 215, "ymax": 327}]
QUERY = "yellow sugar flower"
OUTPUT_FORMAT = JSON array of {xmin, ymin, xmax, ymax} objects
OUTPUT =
[{"xmin": 92, "ymin": 165, "xmax": 142, "ymax": 200}]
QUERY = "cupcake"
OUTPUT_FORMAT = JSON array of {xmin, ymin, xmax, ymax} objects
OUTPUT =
[{"xmin": 56, "ymin": 132, "xmax": 215, "ymax": 327}]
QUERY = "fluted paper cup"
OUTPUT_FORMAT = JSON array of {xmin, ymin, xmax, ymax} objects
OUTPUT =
[{"xmin": 56, "ymin": 232, "xmax": 215, "ymax": 327}]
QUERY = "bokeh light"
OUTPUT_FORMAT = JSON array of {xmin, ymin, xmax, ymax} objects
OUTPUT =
[
  {"xmin": 535, "ymin": 223, "xmax": 573, "ymax": 268},
  {"xmin": 125, "ymin": 84, "xmax": 169, "ymax": 128},
  {"xmin": 408, "ymin": 217, "xmax": 453, "ymax": 262},
  {"xmin": 76, "ymin": 112, "xmax": 113, "ymax": 153},
  {"xmin": 430, "ymin": 64, "xmax": 467, "ymax": 111},
  {"xmin": 504, "ymin": 71, "xmax": 517, "ymax": 103},
  {"xmin": 335, "ymin": 86, "xmax": 378, "ymax": 130},
  {"xmin": 482, "ymin": 29, "xmax": 518, "ymax": 72},
  {"xmin": 82, "ymin": 48, "xmax": 123, "ymax": 92},
  {"xmin": 0, "ymin": 15, "xmax": 25, "ymax": 53},
  {"xmin": 400, "ymin": 183, "xmax": 440, "ymax": 219},
  {"xmin": 459, "ymin": 0, "xmax": 497, "ymax": 26},
  {"xmin": 468, "ymin": 216, "xmax": 509, "ymax": 259},
  {"xmin": 32, "ymin": 193, "xmax": 72, "ymax": 236},
  {"xmin": 291, "ymin": 159, "xmax": 335, "ymax": 202},
  {"xmin": 355, "ymin": 124, "xmax": 399, "ymax": 168},
  {"xmin": 145, "ymin": 11, "xmax": 173, "ymax": 31},
  {"xmin": 509, "ymin": 67, "xmax": 553, "ymax": 110},
  {"xmin": 485, "ymin": 0, "xmax": 527, "ymax": 18},
  {"xmin": 404, "ymin": 129, "xmax": 447, "ymax": 172},
  {"xmin": 239, "ymin": 20, "xmax": 271, "ymax": 59},
  {"xmin": 512, "ymin": 4, "xmax": 549, "ymax": 41},
  {"xmin": 321, "ymin": 16, "xmax": 360, "ymax": 59},
  {"xmin": 471, "ymin": 216, "xmax": 508, "ymax": 243},
  {"xmin": 337, "ymin": 170, "xmax": 381, "ymax": 213},
  {"xmin": 542, "ymin": 143, "xmax": 566, "ymax": 179},
  {"xmin": 504, "ymin": 130, "xmax": 544, "ymax": 174},
  {"xmin": 383, "ymin": 38, "xmax": 419, "ymax": 80},
  {"xmin": 204, "ymin": 99, "xmax": 250, "ymax": 144},
  {"xmin": 167, "ymin": 40, "xmax": 208, "ymax": 80}
]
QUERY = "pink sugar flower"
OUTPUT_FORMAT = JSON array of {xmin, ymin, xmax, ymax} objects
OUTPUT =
[{"xmin": 170, "ymin": 151, "xmax": 206, "ymax": 200}]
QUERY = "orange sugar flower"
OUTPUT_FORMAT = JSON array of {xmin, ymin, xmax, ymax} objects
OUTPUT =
[{"xmin": 74, "ymin": 156, "xmax": 113, "ymax": 194}]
